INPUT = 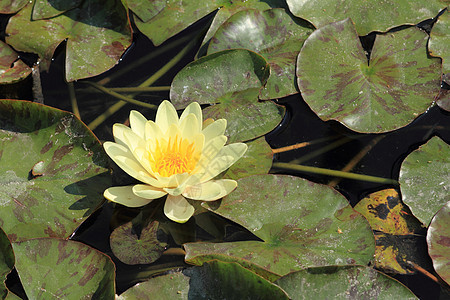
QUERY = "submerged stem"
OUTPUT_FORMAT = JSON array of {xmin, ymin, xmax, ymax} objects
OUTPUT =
[{"xmin": 68, "ymin": 82, "xmax": 80, "ymax": 119}]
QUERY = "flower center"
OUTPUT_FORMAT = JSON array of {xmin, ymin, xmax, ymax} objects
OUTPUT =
[{"xmin": 149, "ymin": 135, "xmax": 198, "ymax": 177}]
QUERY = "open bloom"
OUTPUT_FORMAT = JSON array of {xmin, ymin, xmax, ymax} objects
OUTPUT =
[{"xmin": 103, "ymin": 100, "xmax": 247, "ymax": 223}]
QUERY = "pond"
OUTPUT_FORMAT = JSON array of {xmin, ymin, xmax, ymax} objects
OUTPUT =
[{"xmin": 0, "ymin": 1, "xmax": 449, "ymax": 299}]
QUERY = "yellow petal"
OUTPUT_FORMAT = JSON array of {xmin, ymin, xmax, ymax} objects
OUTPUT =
[
  {"xmin": 132, "ymin": 184, "xmax": 167, "ymax": 199},
  {"xmin": 103, "ymin": 142, "xmax": 164, "ymax": 187},
  {"xmin": 200, "ymin": 143, "xmax": 247, "ymax": 182},
  {"xmin": 164, "ymin": 174, "xmax": 202, "ymax": 196},
  {"xmin": 155, "ymin": 100, "xmax": 179, "ymax": 133},
  {"xmin": 179, "ymin": 102, "xmax": 202, "ymax": 132},
  {"xmin": 145, "ymin": 120, "xmax": 163, "ymax": 140},
  {"xmin": 179, "ymin": 113, "xmax": 200, "ymax": 140},
  {"xmin": 104, "ymin": 186, "xmax": 153, "ymax": 207},
  {"xmin": 193, "ymin": 135, "xmax": 227, "ymax": 174},
  {"xmin": 164, "ymin": 195, "xmax": 194, "ymax": 223},
  {"xmin": 129, "ymin": 110, "xmax": 147, "ymax": 139},
  {"xmin": 183, "ymin": 179, "xmax": 237, "ymax": 201},
  {"xmin": 202, "ymin": 119, "xmax": 227, "ymax": 142},
  {"xmin": 112, "ymin": 123, "xmax": 133, "ymax": 147}
]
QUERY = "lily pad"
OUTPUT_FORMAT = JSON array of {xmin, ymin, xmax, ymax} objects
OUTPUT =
[
  {"xmin": 0, "ymin": 100, "xmax": 111, "ymax": 242},
  {"xmin": 208, "ymin": 8, "xmax": 313, "ymax": 99},
  {"xmin": 399, "ymin": 136, "xmax": 450, "ymax": 225},
  {"xmin": 6, "ymin": 0, "xmax": 132, "ymax": 81},
  {"xmin": 220, "ymin": 137, "xmax": 273, "ymax": 180},
  {"xmin": 427, "ymin": 201, "xmax": 450, "ymax": 285},
  {"xmin": 110, "ymin": 220, "xmax": 167, "ymax": 265},
  {"xmin": 286, "ymin": 0, "xmax": 445, "ymax": 36},
  {"xmin": 12, "ymin": 238, "xmax": 115, "ymax": 299},
  {"xmin": 134, "ymin": 0, "xmax": 220, "ymax": 46},
  {"xmin": 275, "ymin": 265, "xmax": 417, "ymax": 299},
  {"xmin": 171, "ymin": 49, "xmax": 284, "ymax": 142},
  {"xmin": 0, "ymin": 0, "xmax": 28, "ymax": 13},
  {"xmin": 0, "ymin": 40, "xmax": 31, "ymax": 84},
  {"xmin": 125, "ymin": 0, "xmax": 165, "ymax": 22},
  {"xmin": 0, "ymin": 227, "xmax": 14, "ymax": 299},
  {"xmin": 32, "ymin": 0, "xmax": 83, "ymax": 20},
  {"xmin": 429, "ymin": 9, "xmax": 450, "ymax": 74},
  {"xmin": 297, "ymin": 19, "xmax": 441, "ymax": 133},
  {"xmin": 184, "ymin": 174, "xmax": 375, "ymax": 277}
]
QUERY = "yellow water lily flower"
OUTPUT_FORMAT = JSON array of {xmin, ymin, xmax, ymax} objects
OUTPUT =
[{"xmin": 103, "ymin": 100, "xmax": 247, "ymax": 223}]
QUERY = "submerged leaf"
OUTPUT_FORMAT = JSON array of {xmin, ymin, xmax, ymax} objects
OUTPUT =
[
  {"xmin": 399, "ymin": 136, "xmax": 450, "ymax": 225},
  {"xmin": 297, "ymin": 19, "xmax": 441, "ymax": 133},
  {"xmin": 185, "ymin": 174, "xmax": 375, "ymax": 277},
  {"xmin": 0, "ymin": 100, "xmax": 111, "ymax": 242}
]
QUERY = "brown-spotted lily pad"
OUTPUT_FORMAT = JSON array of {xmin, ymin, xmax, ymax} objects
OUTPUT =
[
  {"xmin": 184, "ymin": 174, "xmax": 375, "ymax": 278},
  {"xmin": 0, "ymin": 100, "xmax": 111, "ymax": 242},
  {"xmin": 297, "ymin": 19, "xmax": 441, "ymax": 133},
  {"xmin": 0, "ymin": 40, "xmax": 31, "ymax": 84},
  {"xmin": 429, "ymin": 8, "xmax": 450, "ymax": 74}
]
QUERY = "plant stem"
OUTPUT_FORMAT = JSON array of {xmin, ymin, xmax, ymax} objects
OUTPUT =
[
  {"xmin": 273, "ymin": 162, "xmax": 398, "ymax": 185},
  {"xmin": 108, "ymin": 86, "xmax": 171, "ymax": 92},
  {"xmin": 67, "ymin": 82, "xmax": 81, "ymax": 119},
  {"xmin": 290, "ymin": 137, "xmax": 353, "ymax": 164}
]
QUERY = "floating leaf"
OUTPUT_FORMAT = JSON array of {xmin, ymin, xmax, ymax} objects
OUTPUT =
[
  {"xmin": 0, "ymin": 0, "xmax": 28, "ymax": 13},
  {"xmin": 427, "ymin": 201, "xmax": 450, "ymax": 285},
  {"xmin": 208, "ymin": 8, "xmax": 313, "ymax": 99},
  {"xmin": 110, "ymin": 220, "xmax": 167, "ymax": 265},
  {"xmin": 185, "ymin": 175, "xmax": 375, "ymax": 277},
  {"xmin": 0, "ymin": 227, "xmax": 14, "ymax": 299},
  {"xmin": 429, "ymin": 9, "xmax": 449, "ymax": 74},
  {"xmin": 286, "ymin": 0, "xmax": 445, "ymax": 36},
  {"xmin": 220, "ymin": 137, "xmax": 273, "ymax": 180},
  {"xmin": 297, "ymin": 19, "xmax": 441, "ymax": 133},
  {"xmin": 12, "ymin": 238, "xmax": 115, "ymax": 299},
  {"xmin": 0, "ymin": 40, "xmax": 31, "ymax": 84},
  {"xmin": 0, "ymin": 100, "xmax": 111, "ymax": 242},
  {"xmin": 134, "ymin": 0, "xmax": 220, "ymax": 46},
  {"xmin": 125, "ymin": 0, "xmax": 165, "ymax": 22},
  {"xmin": 171, "ymin": 49, "xmax": 284, "ymax": 143},
  {"xmin": 399, "ymin": 136, "xmax": 450, "ymax": 225},
  {"xmin": 437, "ymin": 87, "xmax": 450, "ymax": 112},
  {"xmin": 6, "ymin": 0, "xmax": 132, "ymax": 81},
  {"xmin": 275, "ymin": 265, "xmax": 417, "ymax": 299},
  {"xmin": 117, "ymin": 272, "xmax": 190, "ymax": 299},
  {"xmin": 32, "ymin": 0, "xmax": 83, "ymax": 20},
  {"xmin": 355, "ymin": 189, "xmax": 426, "ymax": 274}
]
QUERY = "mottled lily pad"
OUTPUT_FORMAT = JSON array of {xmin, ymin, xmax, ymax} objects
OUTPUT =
[
  {"xmin": 297, "ymin": 19, "xmax": 441, "ymax": 133},
  {"xmin": 0, "ymin": 227, "xmax": 14, "ymax": 299},
  {"xmin": 0, "ymin": 40, "xmax": 31, "ymax": 84},
  {"xmin": 6, "ymin": 0, "xmax": 132, "ymax": 81},
  {"xmin": 0, "ymin": 100, "xmax": 111, "ymax": 242},
  {"xmin": 110, "ymin": 220, "xmax": 167, "ymax": 265},
  {"xmin": 0, "ymin": 0, "xmax": 28, "ymax": 13},
  {"xmin": 12, "ymin": 238, "xmax": 115, "ymax": 299},
  {"xmin": 399, "ymin": 136, "xmax": 450, "ymax": 225},
  {"xmin": 208, "ymin": 8, "xmax": 313, "ymax": 99},
  {"xmin": 134, "ymin": 0, "xmax": 220, "ymax": 46},
  {"xmin": 32, "ymin": 0, "xmax": 83, "ymax": 20},
  {"xmin": 427, "ymin": 201, "xmax": 450, "ymax": 285},
  {"xmin": 276, "ymin": 265, "xmax": 417, "ymax": 299},
  {"xmin": 171, "ymin": 49, "xmax": 284, "ymax": 143},
  {"xmin": 126, "ymin": 0, "xmax": 165, "ymax": 22},
  {"xmin": 429, "ymin": 9, "xmax": 450, "ymax": 74},
  {"xmin": 184, "ymin": 174, "xmax": 375, "ymax": 277},
  {"xmin": 287, "ymin": 0, "xmax": 445, "ymax": 36}
]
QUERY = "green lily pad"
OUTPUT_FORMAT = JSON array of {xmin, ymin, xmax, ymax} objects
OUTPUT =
[
  {"xmin": 220, "ymin": 136, "xmax": 273, "ymax": 180},
  {"xmin": 12, "ymin": 238, "xmax": 115, "ymax": 299},
  {"xmin": 0, "ymin": 100, "xmax": 111, "ymax": 242},
  {"xmin": 429, "ymin": 9, "xmax": 450, "ymax": 74},
  {"xmin": 0, "ymin": 0, "xmax": 28, "ymax": 13},
  {"xmin": 0, "ymin": 227, "xmax": 14, "ymax": 299},
  {"xmin": 170, "ymin": 49, "xmax": 284, "ymax": 143},
  {"xmin": 6, "ymin": 0, "xmax": 132, "ymax": 81},
  {"xmin": 208, "ymin": 8, "xmax": 313, "ymax": 99},
  {"xmin": 427, "ymin": 201, "xmax": 450, "ymax": 285},
  {"xmin": 32, "ymin": 0, "xmax": 83, "ymax": 20},
  {"xmin": 0, "ymin": 40, "xmax": 31, "ymax": 84},
  {"xmin": 125, "ymin": 0, "xmax": 165, "ymax": 22},
  {"xmin": 184, "ymin": 174, "xmax": 375, "ymax": 277},
  {"xmin": 297, "ymin": 19, "xmax": 441, "ymax": 133},
  {"xmin": 134, "ymin": 0, "xmax": 220, "ymax": 46},
  {"xmin": 275, "ymin": 265, "xmax": 417, "ymax": 299},
  {"xmin": 110, "ymin": 220, "xmax": 167, "ymax": 265},
  {"xmin": 399, "ymin": 136, "xmax": 450, "ymax": 226},
  {"xmin": 286, "ymin": 0, "xmax": 445, "ymax": 36}
]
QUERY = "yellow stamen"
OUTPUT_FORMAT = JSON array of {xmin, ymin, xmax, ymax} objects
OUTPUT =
[{"xmin": 149, "ymin": 135, "xmax": 198, "ymax": 177}]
